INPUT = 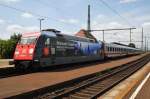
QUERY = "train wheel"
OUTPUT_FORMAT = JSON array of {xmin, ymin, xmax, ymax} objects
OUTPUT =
[
  {"xmin": 30, "ymin": 63, "xmax": 41, "ymax": 71},
  {"xmin": 15, "ymin": 63, "xmax": 23, "ymax": 71},
  {"xmin": 15, "ymin": 62, "xmax": 29, "ymax": 71}
]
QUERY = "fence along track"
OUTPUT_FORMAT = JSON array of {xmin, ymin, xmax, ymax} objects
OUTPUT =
[{"xmin": 36, "ymin": 54, "xmax": 150, "ymax": 99}]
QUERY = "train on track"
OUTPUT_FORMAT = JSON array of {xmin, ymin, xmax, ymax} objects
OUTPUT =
[{"xmin": 10, "ymin": 29, "xmax": 142, "ymax": 69}]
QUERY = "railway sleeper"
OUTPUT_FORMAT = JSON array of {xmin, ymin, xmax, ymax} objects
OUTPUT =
[
  {"xmin": 80, "ymin": 90, "xmax": 97, "ymax": 94},
  {"xmin": 70, "ymin": 94, "xmax": 90, "ymax": 99},
  {"xmin": 89, "ymin": 85, "xmax": 105, "ymax": 89},
  {"xmin": 28, "ymin": 54, "xmax": 150, "ymax": 99},
  {"xmin": 74, "ymin": 92, "xmax": 92, "ymax": 97},
  {"xmin": 85, "ymin": 87, "xmax": 99, "ymax": 92}
]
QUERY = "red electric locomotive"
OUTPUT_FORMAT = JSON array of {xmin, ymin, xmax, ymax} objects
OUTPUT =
[
  {"xmin": 11, "ymin": 29, "xmax": 104, "ymax": 69},
  {"xmin": 10, "ymin": 29, "xmax": 142, "ymax": 70}
]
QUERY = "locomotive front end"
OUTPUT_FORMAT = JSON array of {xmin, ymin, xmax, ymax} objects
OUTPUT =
[{"xmin": 12, "ymin": 32, "xmax": 40, "ymax": 69}]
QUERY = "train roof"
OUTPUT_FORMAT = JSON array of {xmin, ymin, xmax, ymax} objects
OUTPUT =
[
  {"xmin": 21, "ymin": 28, "xmax": 101, "ymax": 44},
  {"xmin": 105, "ymin": 42, "xmax": 140, "ymax": 50},
  {"xmin": 41, "ymin": 30, "xmax": 98, "ymax": 43}
]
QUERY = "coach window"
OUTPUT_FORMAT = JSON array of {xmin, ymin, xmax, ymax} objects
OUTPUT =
[
  {"xmin": 110, "ymin": 47, "xmax": 112, "ymax": 52},
  {"xmin": 106, "ymin": 46, "xmax": 108, "ymax": 51},
  {"xmin": 107, "ymin": 47, "xmax": 110, "ymax": 51}
]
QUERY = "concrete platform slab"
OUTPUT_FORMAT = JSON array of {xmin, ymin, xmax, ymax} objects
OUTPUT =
[{"xmin": 99, "ymin": 61, "xmax": 150, "ymax": 99}]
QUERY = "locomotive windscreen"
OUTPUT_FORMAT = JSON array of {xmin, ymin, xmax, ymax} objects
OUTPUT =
[{"xmin": 19, "ymin": 37, "xmax": 37, "ymax": 44}]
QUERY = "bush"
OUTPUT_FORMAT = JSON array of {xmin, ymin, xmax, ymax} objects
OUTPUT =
[{"xmin": 0, "ymin": 33, "xmax": 21, "ymax": 59}]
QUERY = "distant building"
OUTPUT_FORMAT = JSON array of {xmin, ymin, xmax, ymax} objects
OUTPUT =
[{"xmin": 75, "ymin": 29, "xmax": 97, "ymax": 42}]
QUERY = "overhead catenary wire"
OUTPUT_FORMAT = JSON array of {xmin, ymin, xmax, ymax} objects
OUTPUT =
[
  {"xmin": 36, "ymin": 0, "xmax": 83, "ymax": 28},
  {"xmin": 0, "ymin": 3, "xmax": 47, "ymax": 19},
  {"xmin": 36, "ymin": 0, "xmax": 62, "ymax": 12},
  {"xmin": 0, "ymin": 3, "xmax": 80, "ymax": 28},
  {"xmin": 98, "ymin": 0, "xmax": 132, "ymax": 26},
  {"xmin": 36, "ymin": 0, "xmax": 74, "ymax": 19}
]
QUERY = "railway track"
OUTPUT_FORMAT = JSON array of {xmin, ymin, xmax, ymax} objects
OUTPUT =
[
  {"xmin": 7, "ymin": 54, "xmax": 150, "ymax": 99},
  {"xmin": 0, "ymin": 55, "xmax": 134, "ymax": 79},
  {"xmin": 0, "ymin": 67, "xmax": 37, "ymax": 78}
]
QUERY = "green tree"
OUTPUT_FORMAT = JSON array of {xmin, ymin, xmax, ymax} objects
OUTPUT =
[{"xmin": 0, "ymin": 33, "xmax": 21, "ymax": 59}]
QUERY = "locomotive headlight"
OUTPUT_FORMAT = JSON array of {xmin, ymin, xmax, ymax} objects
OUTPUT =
[
  {"xmin": 29, "ymin": 48, "xmax": 34, "ymax": 54},
  {"xmin": 15, "ymin": 51, "xmax": 19, "ymax": 55}
]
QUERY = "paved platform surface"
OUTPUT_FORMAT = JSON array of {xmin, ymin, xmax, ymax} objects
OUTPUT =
[
  {"xmin": 0, "ymin": 65, "xmax": 14, "ymax": 68},
  {"xmin": 99, "ymin": 60, "xmax": 150, "ymax": 99},
  {"xmin": 0, "ymin": 59, "xmax": 13, "ymax": 67},
  {"xmin": 0, "ymin": 54, "xmax": 147, "ymax": 98},
  {"xmin": 131, "ymin": 73, "xmax": 150, "ymax": 99}
]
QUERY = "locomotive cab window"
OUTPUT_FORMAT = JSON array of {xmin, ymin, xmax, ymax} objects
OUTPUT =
[
  {"xmin": 19, "ymin": 37, "xmax": 37, "ymax": 44},
  {"xmin": 45, "ymin": 38, "xmax": 50, "ymax": 46}
]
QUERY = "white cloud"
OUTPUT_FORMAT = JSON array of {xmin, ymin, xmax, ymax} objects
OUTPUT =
[
  {"xmin": 60, "ymin": 19, "xmax": 79, "ymax": 24},
  {"xmin": 96, "ymin": 14, "xmax": 105, "ymax": 19},
  {"xmin": 92, "ymin": 21, "xmax": 127, "ymax": 30},
  {"xmin": 21, "ymin": 12, "xmax": 34, "ymax": 18},
  {"xmin": 141, "ymin": 22, "xmax": 150, "ymax": 37},
  {"xmin": 0, "ymin": 0, "xmax": 20, "ymax": 3},
  {"xmin": 122, "ymin": 8, "xmax": 150, "ymax": 27},
  {"xmin": 107, "ymin": 22, "xmax": 124, "ymax": 28},
  {"xmin": 0, "ymin": 19, "xmax": 5, "ymax": 24},
  {"xmin": 90, "ymin": 20, "xmax": 143, "ymax": 48},
  {"xmin": 120, "ymin": 0, "xmax": 137, "ymax": 3},
  {"xmin": 142, "ymin": 22, "xmax": 150, "ymax": 28},
  {"xmin": 6, "ymin": 24, "xmax": 39, "ymax": 33}
]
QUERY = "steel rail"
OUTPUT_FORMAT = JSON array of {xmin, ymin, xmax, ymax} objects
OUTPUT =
[
  {"xmin": 6, "ymin": 54, "xmax": 150, "ymax": 99},
  {"xmin": 37, "ymin": 54, "xmax": 150, "ymax": 99}
]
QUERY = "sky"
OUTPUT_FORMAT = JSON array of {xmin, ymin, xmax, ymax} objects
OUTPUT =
[{"xmin": 0, "ymin": 0, "xmax": 150, "ymax": 48}]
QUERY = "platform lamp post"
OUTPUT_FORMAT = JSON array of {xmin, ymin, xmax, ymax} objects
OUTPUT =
[{"xmin": 39, "ymin": 18, "xmax": 45, "ymax": 32}]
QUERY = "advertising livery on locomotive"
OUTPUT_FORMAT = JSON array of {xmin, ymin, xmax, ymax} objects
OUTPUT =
[
  {"xmin": 11, "ymin": 29, "xmax": 141, "ymax": 69},
  {"xmin": 12, "ymin": 29, "xmax": 104, "ymax": 69}
]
